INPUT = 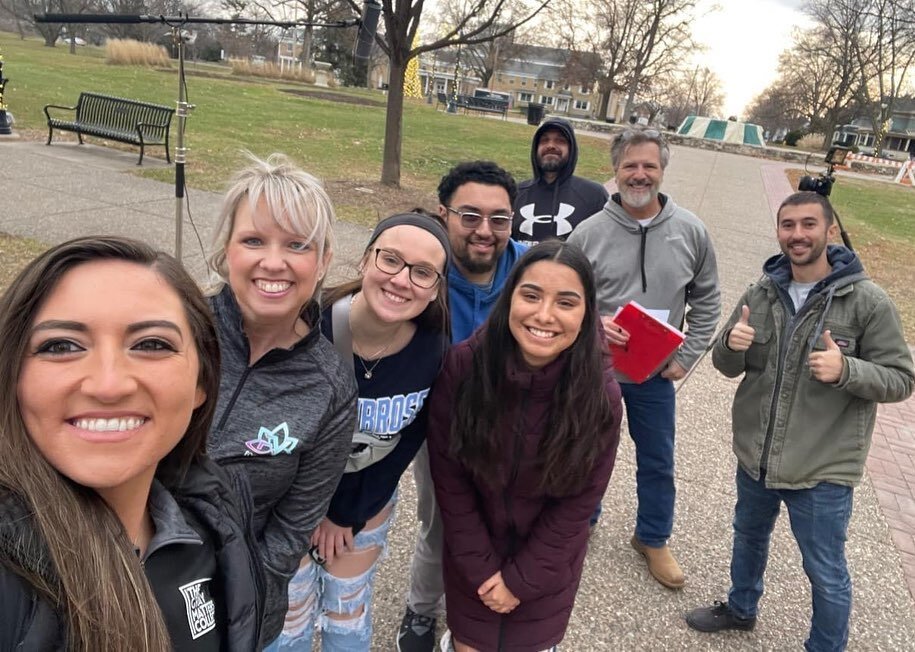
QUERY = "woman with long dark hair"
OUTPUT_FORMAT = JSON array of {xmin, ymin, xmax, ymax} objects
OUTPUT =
[
  {"xmin": 0, "ymin": 236, "xmax": 262, "ymax": 650},
  {"xmin": 428, "ymin": 240, "xmax": 623, "ymax": 652}
]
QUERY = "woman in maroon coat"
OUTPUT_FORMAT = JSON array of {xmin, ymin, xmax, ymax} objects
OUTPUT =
[{"xmin": 428, "ymin": 240, "xmax": 623, "ymax": 652}]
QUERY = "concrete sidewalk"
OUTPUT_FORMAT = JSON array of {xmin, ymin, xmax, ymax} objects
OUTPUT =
[{"xmin": 2, "ymin": 138, "xmax": 915, "ymax": 650}]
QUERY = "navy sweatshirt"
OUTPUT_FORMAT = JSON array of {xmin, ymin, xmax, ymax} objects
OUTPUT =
[{"xmin": 321, "ymin": 305, "xmax": 447, "ymax": 530}]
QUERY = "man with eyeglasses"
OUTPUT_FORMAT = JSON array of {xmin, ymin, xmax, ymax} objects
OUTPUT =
[
  {"xmin": 397, "ymin": 160, "xmax": 527, "ymax": 652},
  {"xmin": 512, "ymin": 117, "xmax": 609, "ymax": 246},
  {"xmin": 568, "ymin": 126, "xmax": 721, "ymax": 590}
]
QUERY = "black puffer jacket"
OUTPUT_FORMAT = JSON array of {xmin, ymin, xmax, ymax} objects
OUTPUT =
[{"xmin": 0, "ymin": 458, "xmax": 264, "ymax": 651}]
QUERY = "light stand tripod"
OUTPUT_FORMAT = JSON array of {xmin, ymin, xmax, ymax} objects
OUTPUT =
[{"xmin": 36, "ymin": 5, "xmax": 380, "ymax": 260}]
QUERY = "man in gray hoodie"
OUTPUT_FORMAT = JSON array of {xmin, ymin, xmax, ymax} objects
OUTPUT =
[{"xmin": 568, "ymin": 126, "xmax": 720, "ymax": 589}]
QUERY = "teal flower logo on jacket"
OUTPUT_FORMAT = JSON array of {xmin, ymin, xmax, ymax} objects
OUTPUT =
[{"xmin": 244, "ymin": 422, "xmax": 299, "ymax": 456}]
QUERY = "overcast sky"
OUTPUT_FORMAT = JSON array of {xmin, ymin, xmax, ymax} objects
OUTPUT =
[{"xmin": 692, "ymin": 0, "xmax": 811, "ymax": 117}]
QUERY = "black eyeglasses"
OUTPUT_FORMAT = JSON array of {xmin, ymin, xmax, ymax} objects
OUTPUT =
[
  {"xmin": 445, "ymin": 206, "xmax": 513, "ymax": 232},
  {"xmin": 373, "ymin": 248, "xmax": 442, "ymax": 289}
]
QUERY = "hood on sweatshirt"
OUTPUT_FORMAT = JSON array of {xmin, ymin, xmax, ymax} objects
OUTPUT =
[{"xmin": 530, "ymin": 117, "xmax": 579, "ymax": 185}]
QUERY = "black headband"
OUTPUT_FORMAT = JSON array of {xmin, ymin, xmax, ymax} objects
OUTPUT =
[{"xmin": 366, "ymin": 213, "xmax": 452, "ymax": 269}]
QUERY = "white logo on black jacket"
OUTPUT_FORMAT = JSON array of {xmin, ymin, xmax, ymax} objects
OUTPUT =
[{"xmin": 517, "ymin": 202, "xmax": 576, "ymax": 237}]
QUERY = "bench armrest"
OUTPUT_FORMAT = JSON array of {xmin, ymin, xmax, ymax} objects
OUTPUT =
[
  {"xmin": 43, "ymin": 104, "xmax": 78, "ymax": 121},
  {"xmin": 137, "ymin": 120, "xmax": 171, "ymax": 131}
]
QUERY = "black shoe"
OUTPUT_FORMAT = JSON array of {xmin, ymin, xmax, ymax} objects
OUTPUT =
[
  {"xmin": 397, "ymin": 607, "xmax": 436, "ymax": 652},
  {"xmin": 686, "ymin": 600, "xmax": 756, "ymax": 633}
]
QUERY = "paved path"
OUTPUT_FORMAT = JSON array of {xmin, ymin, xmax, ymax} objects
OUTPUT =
[{"xmin": 2, "ymin": 138, "xmax": 915, "ymax": 650}]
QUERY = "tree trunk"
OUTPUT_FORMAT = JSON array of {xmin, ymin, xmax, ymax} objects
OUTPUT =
[
  {"xmin": 381, "ymin": 58, "xmax": 407, "ymax": 187},
  {"xmin": 301, "ymin": 26, "xmax": 314, "ymax": 68},
  {"xmin": 623, "ymin": 78, "xmax": 638, "ymax": 122},
  {"xmin": 69, "ymin": 35, "xmax": 76, "ymax": 55},
  {"xmin": 598, "ymin": 88, "xmax": 611, "ymax": 121}
]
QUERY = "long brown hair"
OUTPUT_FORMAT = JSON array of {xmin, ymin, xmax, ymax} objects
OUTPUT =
[
  {"xmin": 0, "ymin": 236, "xmax": 221, "ymax": 650},
  {"xmin": 449, "ymin": 241, "xmax": 617, "ymax": 495}
]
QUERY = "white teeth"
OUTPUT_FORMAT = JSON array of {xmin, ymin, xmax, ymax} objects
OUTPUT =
[
  {"xmin": 383, "ymin": 290, "xmax": 407, "ymax": 304},
  {"xmin": 256, "ymin": 280, "xmax": 291, "ymax": 293},
  {"xmin": 527, "ymin": 327, "xmax": 557, "ymax": 339},
  {"xmin": 73, "ymin": 417, "xmax": 146, "ymax": 432}
]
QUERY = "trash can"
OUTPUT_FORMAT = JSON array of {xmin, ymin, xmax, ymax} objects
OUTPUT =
[{"xmin": 526, "ymin": 103, "xmax": 545, "ymax": 126}]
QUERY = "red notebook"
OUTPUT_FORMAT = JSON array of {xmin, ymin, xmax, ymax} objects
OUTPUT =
[{"xmin": 609, "ymin": 301, "xmax": 685, "ymax": 383}]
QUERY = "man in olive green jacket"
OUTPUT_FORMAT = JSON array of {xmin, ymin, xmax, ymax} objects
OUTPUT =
[{"xmin": 686, "ymin": 192, "xmax": 914, "ymax": 651}]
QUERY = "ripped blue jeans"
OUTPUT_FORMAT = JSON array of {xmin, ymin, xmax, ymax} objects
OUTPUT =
[{"xmin": 266, "ymin": 496, "xmax": 397, "ymax": 651}]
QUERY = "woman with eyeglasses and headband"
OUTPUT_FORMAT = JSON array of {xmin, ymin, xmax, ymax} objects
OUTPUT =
[{"xmin": 264, "ymin": 212, "xmax": 451, "ymax": 650}]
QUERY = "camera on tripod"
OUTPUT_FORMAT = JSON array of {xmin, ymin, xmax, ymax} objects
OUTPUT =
[{"xmin": 798, "ymin": 146, "xmax": 850, "ymax": 197}]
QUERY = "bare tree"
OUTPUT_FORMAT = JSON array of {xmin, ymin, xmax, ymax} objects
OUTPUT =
[
  {"xmin": 745, "ymin": 82, "xmax": 808, "ymax": 138},
  {"xmin": 348, "ymin": 0, "xmax": 551, "ymax": 187},
  {"xmin": 802, "ymin": 0, "xmax": 880, "ymax": 147},
  {"xmin": 0, "ymin": 0, "xmax": 67, "ymax": 46},
  {"xmin": 644, "ymin": 64, "xmax": 723, "ymax": 127},
  {"xmin": 552, "ymin": 0, "xmax": 698, "ymax": 121},
  {"xmin": 849, "ymin": 0, "xmax": 915, "ymax": 154}
]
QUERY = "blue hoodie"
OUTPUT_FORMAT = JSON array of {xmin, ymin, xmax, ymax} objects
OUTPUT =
[{"xmin": 448, "ymin": 239, "xmax": 527, "ymax": 343}]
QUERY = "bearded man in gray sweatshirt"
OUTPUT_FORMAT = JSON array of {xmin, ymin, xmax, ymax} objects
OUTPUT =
[{"xmin": 568, "ymin": 126, "xmax": 720, "ymax": 589}]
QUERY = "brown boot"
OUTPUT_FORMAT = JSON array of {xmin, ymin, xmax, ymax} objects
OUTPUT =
[{"xmin": 631, "ymin": 535, "xmax": 685, "ymax": 589}]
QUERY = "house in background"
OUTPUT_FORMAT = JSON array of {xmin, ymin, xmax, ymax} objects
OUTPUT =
[
  {"xmin": 833, "ymin": 96, "xmax": 915, "ymax": 159},
  {"xmin": 418, "ymin": 44, "xmax": 625, "ymax": 121}
]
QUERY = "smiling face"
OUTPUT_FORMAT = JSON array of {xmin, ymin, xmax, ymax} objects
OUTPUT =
[
  {"xmin": 360, "ymin": 224, "xmax": 446, "ymax": 324},
  {"xmin": 17, "ymin": 260, "xmax": 205, "ymax": 501},
  {"xmin": 777, "ymin": 202, "xmax": 836, "ymax": 280},
  {"xmin": 440, "ymin": 181, "xmax": 512, "ymax": 283},
  {"xmin": 614, "ymin": 141, "xmax": 664, "ymax": 218},
  {"xmin": 508, "ymin": 260, "xmax": 587, "ymax": 369},
  {"xmin": 225, "ymin": 196, "xmax": 329, "ymax": 327}
]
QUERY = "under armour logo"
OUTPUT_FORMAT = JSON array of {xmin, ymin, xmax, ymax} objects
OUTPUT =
[
  {"xmin": 244, "ymin": 422, "xmax": 300, "ymax": 456},
  {"xmin": 517, "ymin": 203, "xmax": 575, "ymax": 236}
]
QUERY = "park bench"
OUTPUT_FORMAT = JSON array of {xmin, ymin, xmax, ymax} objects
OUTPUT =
[
  {"xmin": 461, "ymin": 95, "xmax": 509, "ymax": 119},
  {"xmin": 44, "ymin": 92, "xmax": 174, "ymax": 165},
  {"xmin": 435, "ymin": 92, "xmax": 509, "ymax": 119}
]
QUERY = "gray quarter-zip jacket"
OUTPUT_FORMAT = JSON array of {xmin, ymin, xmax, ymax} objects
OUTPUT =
[
  {"xmin": 568, "ymin": 193, "xmax": 721, "ymax": 376},
  {"xmin": 206, "ymin": 286, "xmax": 357, "ymax": 645}
]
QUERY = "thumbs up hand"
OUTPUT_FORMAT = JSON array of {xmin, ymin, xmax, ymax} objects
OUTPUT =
[
  {"xmin": 808, "ymin": 330, "xmax": 845, "ymax": 383},
  {"xmin": 727, "ymin": 305, "xmax": 756, "ymax": 352}
]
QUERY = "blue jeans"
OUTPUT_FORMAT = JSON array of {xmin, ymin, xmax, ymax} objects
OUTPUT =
[
  {"xmin": 265, "ymin": 495, "xmax": 398, "ymax": 652},
  {"xmin": 728, "ymin": 467, "xmax": 853, "ymax": 652},
  {"xmin": 593, "ymin": 375, "xmax": 677, "ymax": 541}
]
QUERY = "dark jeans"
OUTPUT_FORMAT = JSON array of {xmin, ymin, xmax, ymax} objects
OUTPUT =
[
  {"xmin": 728, "ymin": 467, "xmax": 853, "ymax": 652},
  {"xmin": 592, "ymin": 375, "xmax": 676, "ymax": 546}
]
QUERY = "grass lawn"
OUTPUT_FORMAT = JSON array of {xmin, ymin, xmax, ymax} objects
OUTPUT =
[{"xmin": 0, "ymin": 32, "xmax": 611, "ymax": 225}]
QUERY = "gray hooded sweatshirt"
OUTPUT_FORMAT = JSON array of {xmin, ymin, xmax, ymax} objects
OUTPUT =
[{"xmin": 568, "ymin": 193, "xmax": 721, "ymax": 375}]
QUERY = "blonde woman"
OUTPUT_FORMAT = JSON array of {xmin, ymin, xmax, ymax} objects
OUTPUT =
[{"xmin": 205, "ymin": 154, "xmax": 357, "ymax": 647}]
